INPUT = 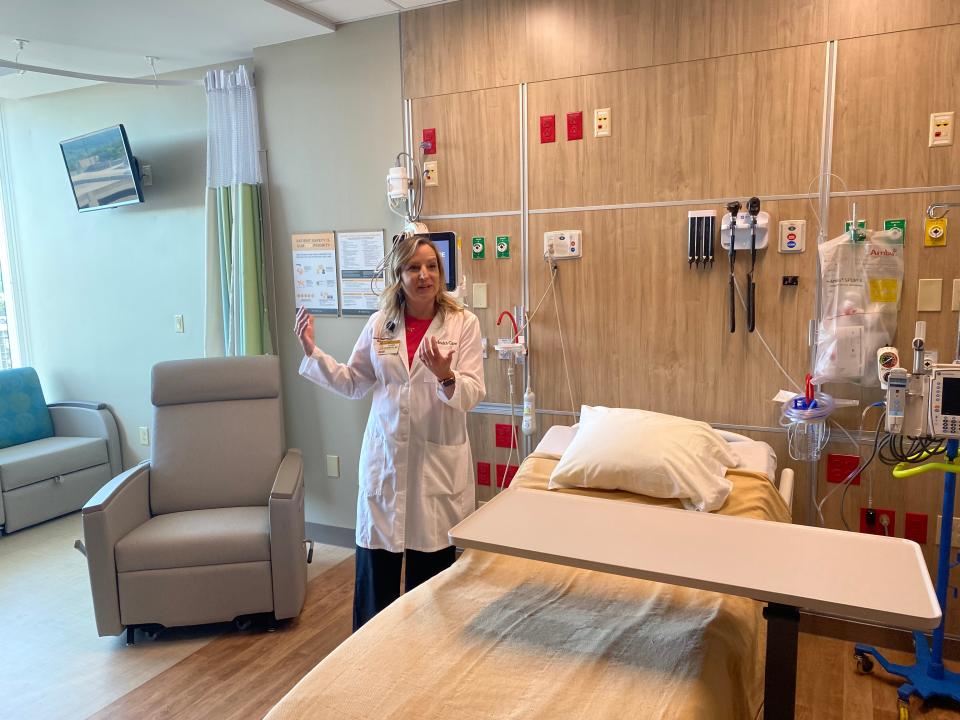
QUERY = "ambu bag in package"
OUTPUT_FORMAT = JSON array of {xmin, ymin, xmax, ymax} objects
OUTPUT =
[{"xmin": 813, "ymin": 229, "xmax": 903, "ymax": 387}]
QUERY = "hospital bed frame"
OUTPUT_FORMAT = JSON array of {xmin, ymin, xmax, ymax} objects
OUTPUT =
[{"xmin": 451, "ymin": 488, "xmax": 939, "ymax": 719}]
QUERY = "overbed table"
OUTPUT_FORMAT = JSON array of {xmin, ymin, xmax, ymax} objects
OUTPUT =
[{"xmin": 450, "ymin": 487, "xmax": 941, "ymax": 719}]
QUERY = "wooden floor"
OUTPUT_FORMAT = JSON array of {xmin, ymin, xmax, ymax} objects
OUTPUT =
[{"xmin": 94, "ymin": 556, "xmax": 960, "ymax": 720}]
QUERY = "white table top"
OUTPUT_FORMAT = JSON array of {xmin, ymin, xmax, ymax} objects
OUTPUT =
[{"xmin": 450, "ymin": 487, "xmax": 941, "ymax": 630}]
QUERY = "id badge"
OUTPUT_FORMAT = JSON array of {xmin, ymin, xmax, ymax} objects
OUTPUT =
[{"xmin": 376, "ymin": 339, "xmax": 400, "ymax": 356}]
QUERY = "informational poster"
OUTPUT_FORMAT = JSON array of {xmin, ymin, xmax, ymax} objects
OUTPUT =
[
  {"xmin": 291, "ymin": 232, "xmax": 339, "ymax": 316},
  {"xmin": 337, "ymin": 230, "xmax": 385, "ymax": 316}
]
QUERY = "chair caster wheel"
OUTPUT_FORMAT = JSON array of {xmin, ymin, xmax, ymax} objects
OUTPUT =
[
  {"xmin": 234, "ymin": 617, "xmax": 253, "ymax": 631},
  {"xmin": 854, "ymin": 652, "xmax": 874, "ymax": 674}
]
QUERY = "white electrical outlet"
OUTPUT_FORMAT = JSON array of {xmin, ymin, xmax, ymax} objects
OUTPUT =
[
  {"xmin": 594, "ymin": 108, "xmax": 611, "ymax": 137},
  {"xmin": 174, "ymin": 314, "xmax": 184, "ymax": 333},
  {"xmin": 929, "ymin": 111, "xmax": 955, "ymax": 147},
  {"xmin": 138, "ymin": 426, "xmax": 150, "ymax": 446},
  {"xmin": 423, "ymin": 161, "xmax": 438, "ymax": 186},
  {"xmin": 935, "ymin": 514, "xmax": 960, "ymax": 547},
  {"xmin": 326, "ymin": 454, "xmax": 340, "ymax": 478}
]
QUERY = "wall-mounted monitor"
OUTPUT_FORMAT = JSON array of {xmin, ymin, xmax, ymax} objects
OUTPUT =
[
  {"xmin": 60, "ymin": 124, "xmax": 143, "ymax": 212},
  {"xmin": 428, "ymin": 231, "xmax": 457, "ymax": 291}
]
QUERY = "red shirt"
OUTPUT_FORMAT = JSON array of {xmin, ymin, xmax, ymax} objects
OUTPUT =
[{"xmin": 404, "ymin": 314, "xmax": 433, "ymax": 368}]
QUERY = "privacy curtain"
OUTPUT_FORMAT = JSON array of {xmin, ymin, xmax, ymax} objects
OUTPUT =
[{"xmin": 203, "ymin": 65, "xmax": 273, "ymax": 356}]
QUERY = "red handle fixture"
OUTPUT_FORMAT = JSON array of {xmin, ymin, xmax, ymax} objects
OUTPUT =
[
  {"xmin": 497, "ymin": 310, "xmax": 519, "ymax": 342},
  {"xmin": 805, "ymin": 374, "xmax": 814, "ymax": 405}
]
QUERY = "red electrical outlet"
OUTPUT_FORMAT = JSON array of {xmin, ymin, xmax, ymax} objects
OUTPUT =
[
  {"xmin": 496, "ymin": 464, "xmax": 519, "ymax": 488},
  {"xmin": 826, "ymin": 454, "xmax": 861, "ymax": 485},
  {"xmin": 566, "ymin": 111, "xmax": 583, "ymax": 140},
  {"xmin": 540, "ymin": 114, "xmax": 556, "ymax": 143},
  {"xmin": 495, "ymin": 423, "xmax": 518, "ymax": 448},
  {"xmin": 905, "ymin": 512, "xmax": 929, "ymax": 544},
  {"xmin": 422, "ymin": 127, "xmax": 436, "ymax": 154},
  {"xmin": 477, "ymin": 462, "xmax": 491, "ymax": 487},
  {"xmin": 860, "ymin": 507, "xmax": 896, "ymax": 536}
]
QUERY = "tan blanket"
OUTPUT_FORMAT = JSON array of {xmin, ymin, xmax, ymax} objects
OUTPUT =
[{"xmin": 266, "ymin": 456, "xmax": 791, "ymax": 720}]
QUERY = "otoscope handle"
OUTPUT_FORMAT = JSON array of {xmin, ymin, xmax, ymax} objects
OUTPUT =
[{"xmin": 729, "ymin": 276, "xmax": 736, "ymax": 333}]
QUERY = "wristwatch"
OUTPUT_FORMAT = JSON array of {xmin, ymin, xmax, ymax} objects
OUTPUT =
[{"xmin": 439, "ymin": 375, "xmax": 456, "ymax": 388}]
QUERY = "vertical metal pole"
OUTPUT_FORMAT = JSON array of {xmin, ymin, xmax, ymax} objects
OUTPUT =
[
  {"xmin": 809, "ymin": 40, "xmax": 838, "ymax": 525},
  {"xmin": 931, "ymin": 438, "xmax": 959, "ymax": 679},
  {"xmin": 519, "ymin": 83, "xmax": 531, "ymax": 459}
]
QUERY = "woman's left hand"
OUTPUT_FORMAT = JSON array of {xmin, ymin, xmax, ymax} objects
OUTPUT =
[{"xmin": 420, "ymin": 336, "xmax": 455, "ymax": 380}]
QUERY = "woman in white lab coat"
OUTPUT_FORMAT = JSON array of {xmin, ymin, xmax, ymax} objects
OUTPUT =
[{"xmin": 295, "ymin": 234, "xmax": 485, "ymax": 630}]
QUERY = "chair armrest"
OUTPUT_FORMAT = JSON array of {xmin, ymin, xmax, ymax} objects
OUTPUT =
[
  {"xmin": 81, "ymin": 462, "xmax": 152, "ymax": 636},
  {"xmin": 49, "ymin": 401, "xmax": 107, "ymax": 410},
  {"xmin": 269, "ymin": 449, "xmax": 306, "ymax": 619},
  {"xmin": 271, "ymin": 448, "xmax": 304, "ymax": 500},
  {"xmin": 49, "ymin": 402, "xmax": 123, "ymax": 477}
]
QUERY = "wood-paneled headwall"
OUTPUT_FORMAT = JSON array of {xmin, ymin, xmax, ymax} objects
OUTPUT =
[
  {"xmin": 402, "ymin": 0, "xmax": 960, "ymax": 628},
  {"xmin": 401, "ymin": 0, "xmax": 960, "ymax": 99}
]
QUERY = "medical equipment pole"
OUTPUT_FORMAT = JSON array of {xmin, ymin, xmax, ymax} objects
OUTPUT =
[
  {"xmin": 747, "ymin": 197, "xmax": 760, "ymax": 332},
  {"xmin": 727, "ymin": 200, "xmax": 741, "ymax": 333},
  {"xmin": 853, "ymin": 442, "xmax": 960, "ymax": 716}
]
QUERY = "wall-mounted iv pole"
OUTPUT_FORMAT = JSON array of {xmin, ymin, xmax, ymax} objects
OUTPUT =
[{"xmin": 0, "ymin": 58, "xmax": 202, "ymax": 87}]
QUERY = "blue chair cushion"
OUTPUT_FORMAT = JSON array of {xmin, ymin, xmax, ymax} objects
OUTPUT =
[{"xmin": 0, "ymin": 368, "xmax": 54, "ymax": 450}]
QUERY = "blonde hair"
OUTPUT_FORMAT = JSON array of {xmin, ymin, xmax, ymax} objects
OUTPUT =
[{"xmin": 380, "ymin": 234, "xmax": 461, "ymax": 331}]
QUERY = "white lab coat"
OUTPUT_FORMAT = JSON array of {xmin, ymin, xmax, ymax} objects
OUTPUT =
[{"xmin": 299, "ymin": 308, "xmax": 485, "ymax": 553}]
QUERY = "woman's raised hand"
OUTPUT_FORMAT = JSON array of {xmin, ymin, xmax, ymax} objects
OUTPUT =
[{"xmin": 294, "ymin": 306, "xmax": 316, "ymax": 357}]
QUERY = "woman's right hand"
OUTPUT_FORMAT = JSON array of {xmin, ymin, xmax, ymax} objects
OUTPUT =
[{"xmin": 295, "ymin": 306, "xmax": 316, "ymax": 357}]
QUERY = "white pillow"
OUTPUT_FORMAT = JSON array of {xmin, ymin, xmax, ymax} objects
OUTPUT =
[{"xmin": 548, "ymin": 406, "xmax": 740, "ymax": 512}]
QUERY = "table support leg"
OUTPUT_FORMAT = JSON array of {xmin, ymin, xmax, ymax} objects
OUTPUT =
[{"xmin": 763, "ymin": 602, "xmax": 800, "ymax": 719}]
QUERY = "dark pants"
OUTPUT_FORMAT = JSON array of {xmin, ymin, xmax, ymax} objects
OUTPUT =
[{"xmin": 353, "ymin": 544, "xmax": 457, "ymax": 631}]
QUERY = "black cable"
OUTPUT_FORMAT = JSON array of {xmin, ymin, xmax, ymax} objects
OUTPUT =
[{"xmin": 839, "ymin": 411, "xmax": 887, "ymax": 531}]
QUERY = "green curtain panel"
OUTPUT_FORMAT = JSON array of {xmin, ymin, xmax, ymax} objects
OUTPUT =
[{"xmin": 204, "ymin": 184, "xmax": 273, "ymax": 357}]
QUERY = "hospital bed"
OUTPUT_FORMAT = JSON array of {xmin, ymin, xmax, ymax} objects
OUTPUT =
[{"xmin": 266, "ymin": 427, "xmax": 796, "ymax": 720}]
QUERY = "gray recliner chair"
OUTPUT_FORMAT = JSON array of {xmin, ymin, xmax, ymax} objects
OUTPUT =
[{"xmin": 81, "ymin": 355, "xmax": 307, "ymax": 642}]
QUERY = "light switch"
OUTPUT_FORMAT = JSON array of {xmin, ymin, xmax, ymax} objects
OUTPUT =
[
  {"xmin": 472, "ymin": 282, "xmax": 488, "ymax": 308},
  {"xmin": 326, "ymin": 454, "xmax": 340, "ymax": 478},
  {"xmin": 918, "ymin": 278, "xmax": 943, "ymax": 312},
  {"xmin": 952, "ymin": 279, "xmax": 960, "ymax": 311},
  {"xmin": 174, "ymin": 314, "xmax": 184, "ymax": 333},
  {"xmin": 138, "ymin": 426, "xmax": 150, "ymax": 446}
]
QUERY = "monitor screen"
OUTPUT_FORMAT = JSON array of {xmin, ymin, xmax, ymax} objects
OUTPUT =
[
  {"xmin": 60, "ymin": 124, "xmax": 143, "ymax": 212},
  {"xmin": 942, "ymin": 377, "xmax": 960, "ymax": 416},
  {"xmin": 428, "ymin": 232, "xmax": 457, "ymax": 291}
]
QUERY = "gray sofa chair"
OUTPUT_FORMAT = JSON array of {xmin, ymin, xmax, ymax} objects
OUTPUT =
[
  {"xmin": 81, "ymin": 355, "xmax": 307, "ymax": 642},
  {"xmin": 0, "ymin": 367, "xmax": 121, "ymax": 534}
]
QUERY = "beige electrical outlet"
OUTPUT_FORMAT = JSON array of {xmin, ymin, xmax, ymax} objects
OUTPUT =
[
  {"xmin": 472, "ymin": 282, "xmax": 488, "ymax": 308},
  {"xmin": 952, "ymin": 279, "xmax": 960, "ymax": 311},
  {"xmin": 917, "ymin": 278, "xmax": 942, "ymax": 312}
]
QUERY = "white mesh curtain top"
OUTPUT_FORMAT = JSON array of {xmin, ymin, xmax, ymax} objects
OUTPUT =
[{"xmin": 205, "ymin": 65, "xmax": 262, "ymax": 187}]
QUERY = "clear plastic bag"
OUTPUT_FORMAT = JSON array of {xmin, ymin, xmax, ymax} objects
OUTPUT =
[{"xmin": 813, "ymin": 228, "xmax": 903, "ymax": 387}]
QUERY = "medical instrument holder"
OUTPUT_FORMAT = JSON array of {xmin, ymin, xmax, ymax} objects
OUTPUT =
[
  {"xmin": 720, "ymin": 211, "xmax": 771, "ymax": 250},
  {"xmin": 854, "ymin": 440, "xmax": 960, "ymax": 716},
  {"xmin": 781, "ymin": 392, "xmax": 834, "ymax": 461}
]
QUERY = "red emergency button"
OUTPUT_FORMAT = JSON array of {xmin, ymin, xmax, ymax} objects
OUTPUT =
[{"xmin": 787, "ymin": 233, "xmax": 796, "ymax": 241}]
